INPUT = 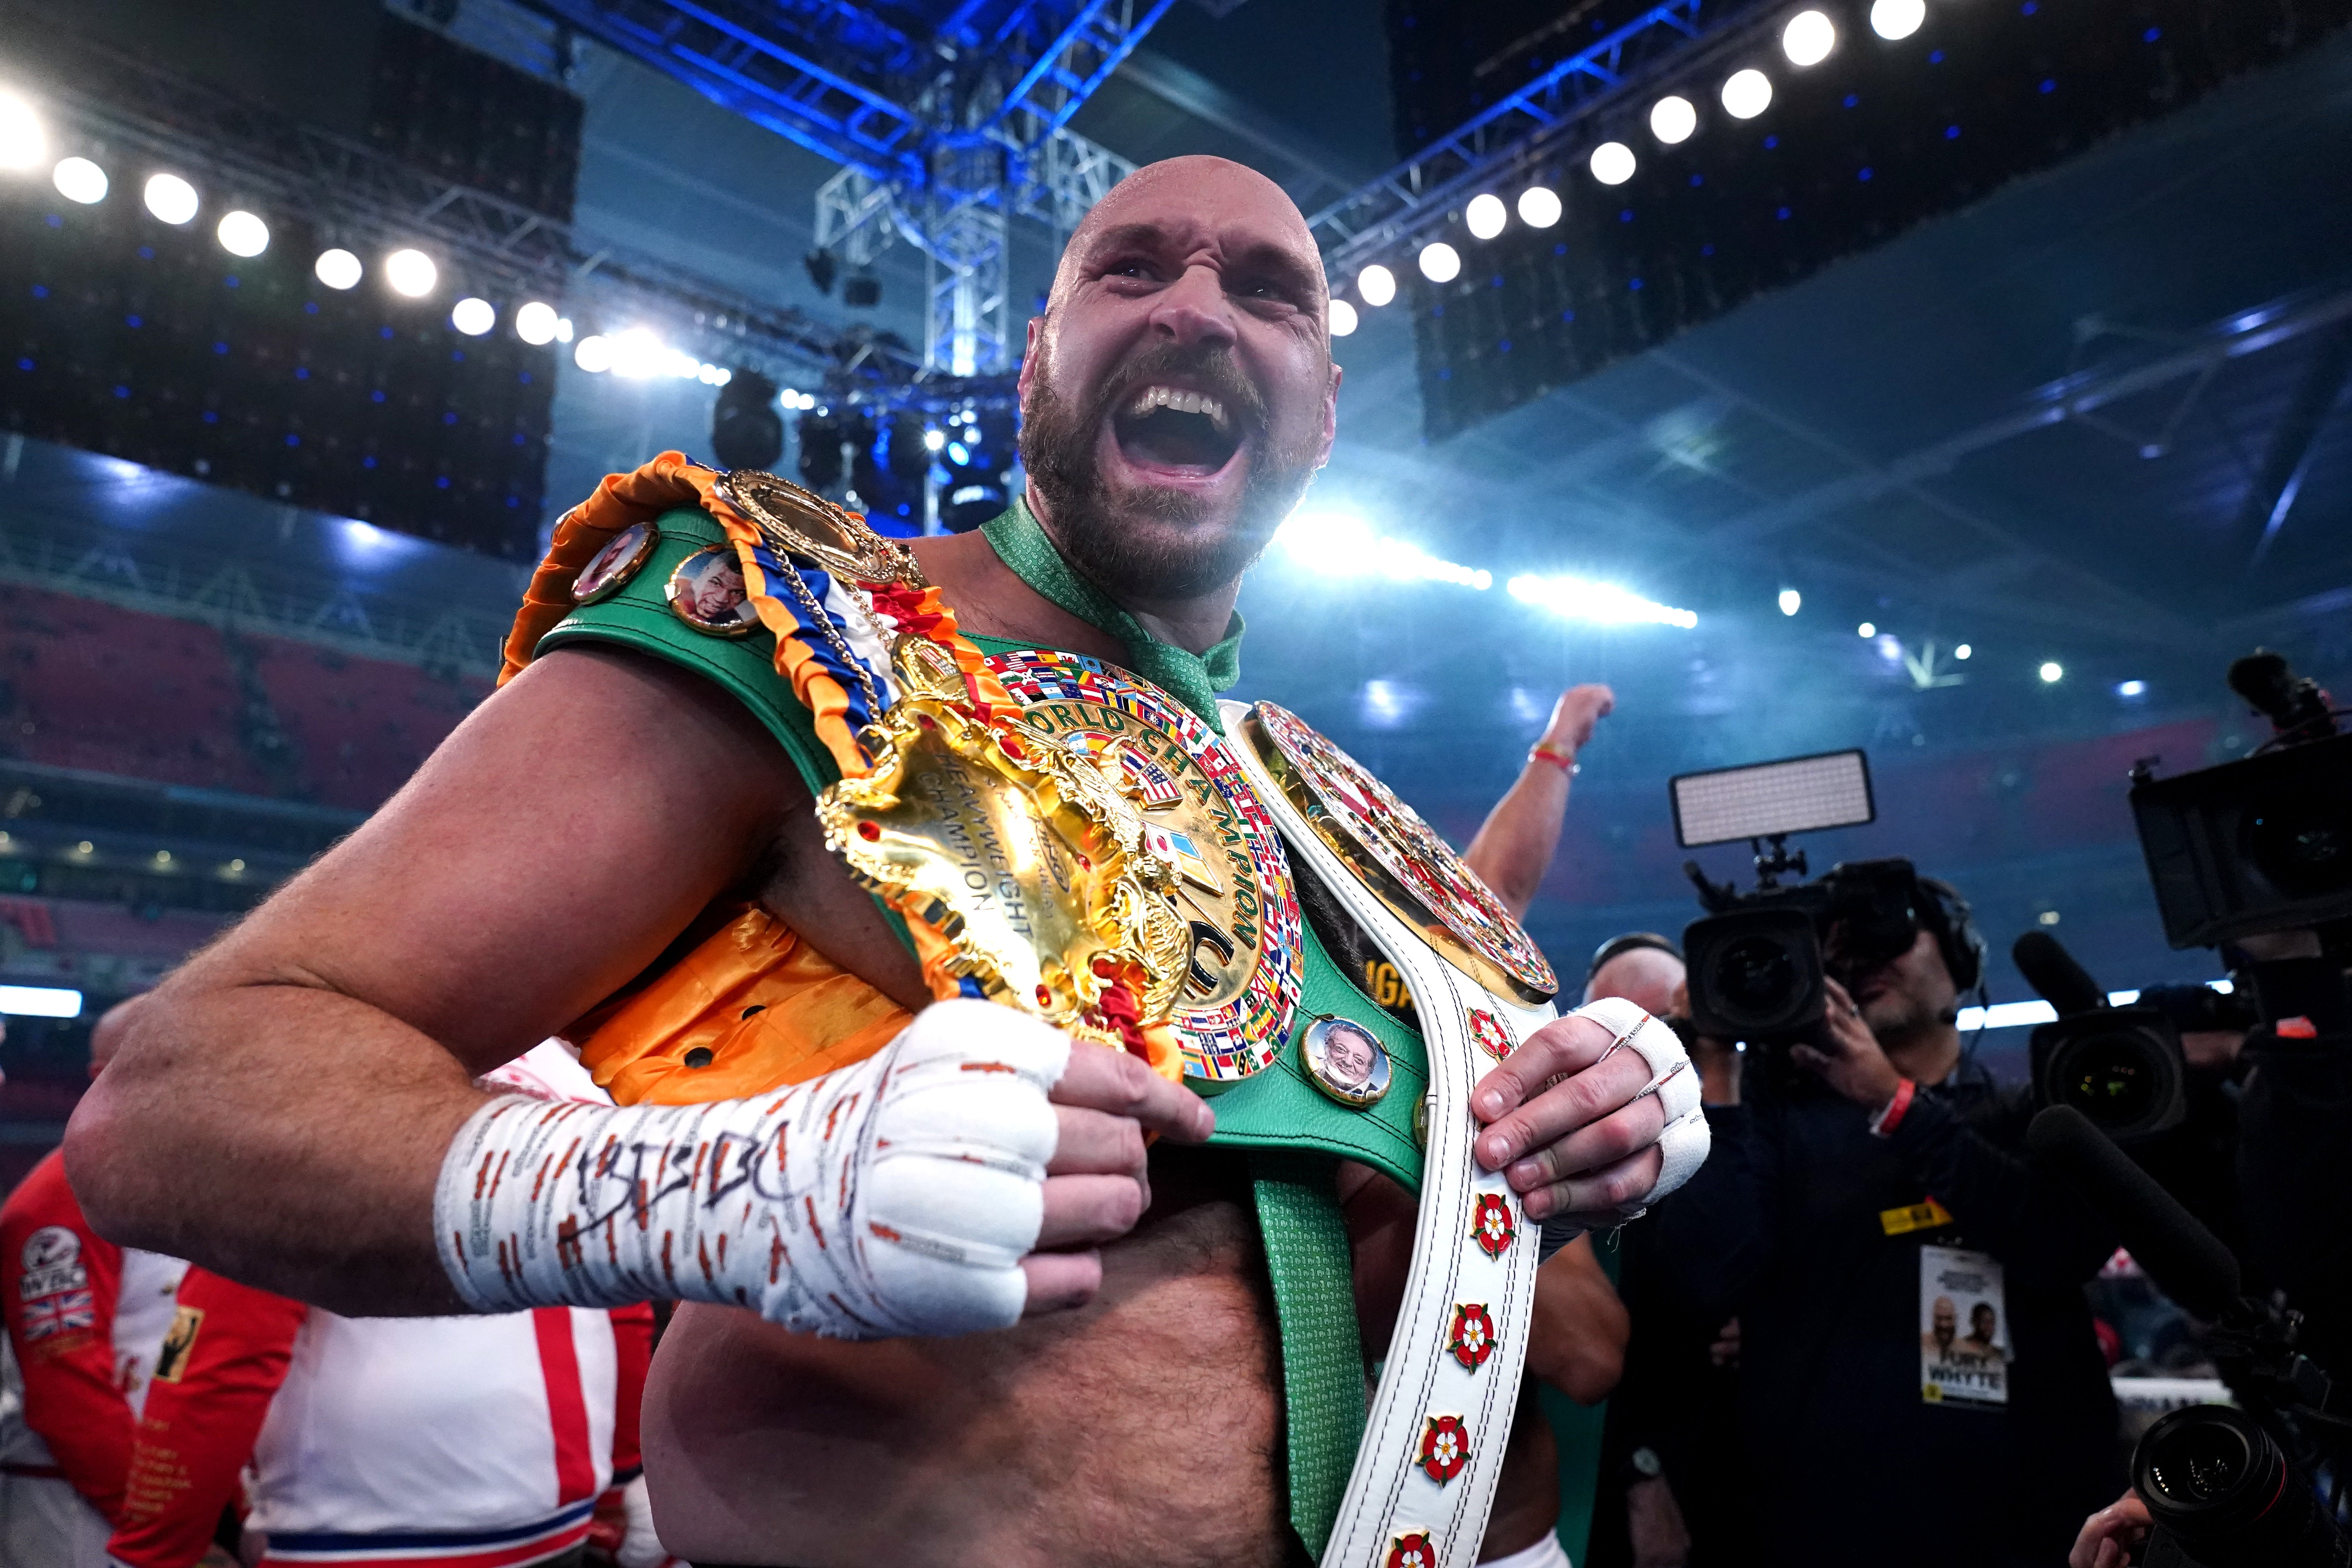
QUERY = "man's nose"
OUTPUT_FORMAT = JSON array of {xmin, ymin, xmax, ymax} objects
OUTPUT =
[{"xmin": 1146, "ymin": 263, "xmax": 1238, "ymax": 349}]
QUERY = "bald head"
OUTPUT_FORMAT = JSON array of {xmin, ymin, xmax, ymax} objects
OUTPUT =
[
  {"xmin": 1016, "ymin": 154, "xmax": 1341, "ymax": 609},
  {"xmin": 1047, "ymin": 156, "xmax": 1326, "ymax": 320},
  {"xmin": 1585, "ymin": 946, "xmax": 1687, "ymax": 1016}
]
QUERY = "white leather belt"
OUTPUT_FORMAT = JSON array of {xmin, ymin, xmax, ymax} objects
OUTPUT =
[{"xmin": 1226, "ymin": 700, "xmax": 1553, "ymax": 1568}]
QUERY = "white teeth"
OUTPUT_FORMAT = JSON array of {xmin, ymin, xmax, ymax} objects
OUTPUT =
[{"xmin": 1125, "ymin": 385, "xmax": 1232, "ymax": 432}]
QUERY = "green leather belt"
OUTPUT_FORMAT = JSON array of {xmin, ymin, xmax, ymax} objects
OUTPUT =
[{"xmin": 535, "ymin": 504, "xmax": 1419, "ymax": 1559}]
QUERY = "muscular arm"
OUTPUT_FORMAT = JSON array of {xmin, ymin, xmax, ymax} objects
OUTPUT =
[
  {"xmin": 64, "ymin": 646, "xmax": 810, "ymax": 1314},
  {"xmin": 1462, "ymin": 685, "xmax": 1611, "ymax": 921}
]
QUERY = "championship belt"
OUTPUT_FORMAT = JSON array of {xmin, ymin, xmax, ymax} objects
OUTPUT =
[
  {"xmin": 1230, "ymin": 700, "xmax": 1558, "ymax": 1568},
  {"xmin": 704, "ymin": 468, "xmax": 1554, "ymax": 1566}
]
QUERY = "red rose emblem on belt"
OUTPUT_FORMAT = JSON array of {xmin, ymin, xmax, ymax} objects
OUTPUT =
[
  {"xmin": 1467, "ymin": 1007, "xmax": 1511, "ymax": 1061},
  {"xmin": 1387, "ymin": 1531, "xmax": 1438, "ymax": 1568},
  {"xmin": 1470, "ymin": 1192, "xmax": 1516, "ymax": 1259},
  {"xmin": 1447, "ymin": 1301, "xmax": 1497, "ymax": 1370},
  {"xmin": 1417, "ymin": 1413, "xmax": 1470, "ymax": 1483}
]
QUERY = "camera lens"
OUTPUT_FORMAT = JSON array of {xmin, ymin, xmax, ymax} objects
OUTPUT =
[
  {"xmin": 1716, "ymin": 934, "xmax": 1797, "ymax": 1016},
  {"xmin": 2245, "ymin": 779, "xmax": 2352, "ymax": 900},
  {"xmin": 2134, "ymin": 1405, "xmax": 2348, "ymax": 1568},
  {"xmin": 2049, "ymin": 1032, "xmax": 2158, "ymax": 1131}
]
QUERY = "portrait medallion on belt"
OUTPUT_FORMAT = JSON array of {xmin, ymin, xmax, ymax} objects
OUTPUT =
[
  {"xmin": 989, "ymin": 648, "xmax": 1304, "ymax": 1091},
  {"xmin": 666, "ymin": 545, "xmax": 761, "ymax": 637},
  {"xmin": 1301, "ymin": 1015, "xmax": 1391, "ymax": 1109},
  {"xmin": 572, "ymin": 520, "xmax": 658, "ymax": 605},
  {"xmin": 1242, "ymin": 701, "xmax": 1559, "ymax": 1004}
]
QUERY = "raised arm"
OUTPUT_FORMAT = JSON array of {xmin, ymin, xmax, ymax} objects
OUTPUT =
[
  {"xmin": 63, "ymin": 645, "xmax": 804, "ymax": 1314},
  {"xmin": 1463, "ymin": 684, "xmax": 1613, "ymax": 920}
]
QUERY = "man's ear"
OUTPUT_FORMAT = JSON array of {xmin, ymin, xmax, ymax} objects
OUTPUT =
[
  {"xmin": 1314, "ymin": 359, "xmax": 1343, "ymax": 470},
  {"xmin": 1016, "ymin": 316, "xmax": 1045, "ymax": 402}
]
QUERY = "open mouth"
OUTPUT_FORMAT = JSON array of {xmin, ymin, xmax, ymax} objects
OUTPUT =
[{"xmin": 1111, "ymin": 384, "xmax": 1243, "ymax": 476}]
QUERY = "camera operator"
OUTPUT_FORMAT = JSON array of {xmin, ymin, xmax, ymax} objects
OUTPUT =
[{"xmin": 1649, "ymin": 870, "xmax": 2122, "ymax": 1567}]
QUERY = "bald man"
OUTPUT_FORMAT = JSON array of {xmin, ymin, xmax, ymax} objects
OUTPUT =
[{"xmin": 67, "ymin": 158, "xmax": 1695, "ymax": 1567}]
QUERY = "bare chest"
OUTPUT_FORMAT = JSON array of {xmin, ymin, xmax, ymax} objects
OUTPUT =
[{"xmin": 641, "ymin": 1191, "xmax": 1303, "ymax": 1568}]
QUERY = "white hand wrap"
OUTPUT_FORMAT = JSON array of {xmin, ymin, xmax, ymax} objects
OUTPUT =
[
  {"xmin": 1539, "ymin": 997, "xmax": 1712, "ymax": 1259},
  {"xmin": 433, "ymin": 998, "xmax": 1070, "ymax": 1338}
]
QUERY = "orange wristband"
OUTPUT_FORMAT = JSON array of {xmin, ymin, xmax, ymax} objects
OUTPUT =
[
  {"xmin": 1529, "ymin": 743, "xmax": 1579, "ymax": 774},
  {"xmin": 1868, "ymin": 1077, "xmax": 1916, "ymax": 1138}
]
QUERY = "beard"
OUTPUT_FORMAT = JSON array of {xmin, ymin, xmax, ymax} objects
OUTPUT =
[{"xmin": 1019, "ymin": 337, "xmax": 1324, "ymax": 603}]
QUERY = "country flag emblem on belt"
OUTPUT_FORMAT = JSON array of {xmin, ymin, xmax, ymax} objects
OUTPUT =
[
  {"xmin": 1143, "ymin": 824, "xmax": 1222, "ymax": 895},
  {"xmin": 1470, "ymin": 1192, "xmax": 1516, "ymax": 1258},
  {"xmin": 1387, "ymin": 1531, "xmax": 1439, "ymax": 1568},
  {"xmin": 1417, "ymin": 1414, "xmax": 1470, "ymax": 1483},
  {"xmin": 1447, "ymin": 1301, "xmax": 1497, "ymax": 1370}
]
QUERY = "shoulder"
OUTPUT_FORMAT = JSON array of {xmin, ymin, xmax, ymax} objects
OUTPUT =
[{"xmin": 523, "ymin": 505, "xmax": 842, "ymax": 798}]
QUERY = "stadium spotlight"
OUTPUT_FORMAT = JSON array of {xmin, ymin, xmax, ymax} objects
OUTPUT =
[
  {"xmin": 450, "ymin": 297, "xmax": 495, "ymax": 336},
  {"xmin": 514, "ymin": 300, "xmax": 559, "ymax": 345},
  {"xmin": 1590, "ymin": 141, "xmax": 1636, "ymax": 185},
  {"xmin": 216, "ymin": 209, "xmax": 269, "ymax": 257},
  {"xmin": 1650, "ymin": 95, "xmax": 1698, "ymax": 145},
  {"xmin": 573, "ymin": 334, "xmax": 613, "ymax": 373},
  {"xmin": 1358, "ymin": 263, "xmax": 1397, "ymax": 307},
  {"xmin": 0, "ymin": 91, "xmax": 43, "ymax": 171},
  {"xmin": 384, "ymin": 248, "xmax": 437, "ymax": 298},
  {"xmin": 1465, "ymin": 192, "xmax": 1507, "ymax": 239},
  {"xmin": 922, "ymin": 427, "xmax": 946, "ymax": 452},
  {"xmin": 1778, "ymin": 588, "xmax": 1801, "ymax": 616},
  {"xmin": 555, "ymin": 318, "xmax": 573, "ymax": 343},
  {"xmin": 1871, "ymin": 0, "xmax": 1926, "ymax": 40},
  {"xmin": 1857, "ymin": 621, "xmax": 1876, "ymax": 638},
  {"xmin": 143, "ymin": 172, "xmax": 199, "ymax": 225},
  {"xmin": 2117, "ymin": 679, "xmax": 2148, "ymax": 697},
  {"xmin": 2039, "ymin": 661, "xmax": 2064, "ymax": 684},
  {"xmin": 1954, "ymin": 642, "xmax": 1972, "ymax": 660},
  {"xmin": 314, "ymin": 248, "xmax": 362, "ymax": 290},
  {"xmin": 1417, "ymin": 241, "xmax": 1461, "ymax": 283},
  {"xmin": 1328, "ymin": 298, "xmax": 1359, "ymax": 337},
  {"xmin": 1782, "ymin": 10, "xmax": 1836, "ymax": 65},
  {"xmin": 52, "ymin": 155, "xmax": 106, "ymax": 204},
  {"xmin": 1517, "ymin": 186, "xmax": 1562, "ymax": 227},
  {"xmin": 1722, "ymin": 69, "xmax": 1774, "ymax": 119}
]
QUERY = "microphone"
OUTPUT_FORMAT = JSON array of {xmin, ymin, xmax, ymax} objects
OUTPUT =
[
  {"xmin": 2026, "ymin": 1105, "xmax": 2239, "ymax": 1320},
  {"xmin": 2013, "ymin": 930, "xmax": 2106, "ymax": 1018}
]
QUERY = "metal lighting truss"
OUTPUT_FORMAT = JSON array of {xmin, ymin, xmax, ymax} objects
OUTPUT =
[
  {"xmin": 1310, "ymin": 0, "xmax": 1791, "ymax": 287},
  {"xmin": 38, "ymin": 37, "xmax": 926, "ymax": 392},
  {"xmin": 524, "ymin": 0, "xmax": 1169, "ymax": 373}
]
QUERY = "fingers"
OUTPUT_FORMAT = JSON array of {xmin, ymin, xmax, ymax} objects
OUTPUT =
[
  {"xmin": 1047, "ymin": 1105, "xmax": 1148, "ymax": 1180},
  {"xmin": 1474, "ymin": 1041, "xmax": 1650, "ymax": 1171},
  {"xmin": 1501, "ymin": 1094, "xmax": 1668, "ymax": 1198},
  {"xmin": 1472, "ymin": 1013, "xmax": 1621, "ymax": 1125},
  {"xmin": 1036, "ymin": 1172, "xmax": 1149, "ymax": 1249},
  {"xmin": 1049, "ymin": 1040, "xmax": 1214, "ymax": 1143},
  {"xmin": 1018, "ymin": 1248, "xmax": 1102, "ymax": 1316},
  {"xmin": 1787, "ymin": 1044, "xmax": 1831, "ymax": 1078},
  {"xmin": 1524, "ymin": 1143, "xmax": 1664, "ymax": 1225}
]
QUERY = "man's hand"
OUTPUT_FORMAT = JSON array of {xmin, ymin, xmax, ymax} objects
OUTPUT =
[
  {"xmin": 2070, "ymin": 1488, "xmax": 2151, "ymax": 1568},
  {"xmin": 1626, "ymin": 1475, "xmax": 1692, "ymax": 1568},
  {"xmin": 1787, "ymin": 977, "xmax": 1904, "ymax": 1109},
  {"xmin": 1540, "ymin": 684, "xmax": 1615, "ymax": 757},
  {"xmin": 1024, "ymin": 1041, "xmax": 1216, "ymax": 1312},
  {"xmin": 1469, "ymin": 1004, "xmax": 1704, "ymax": 1226}
]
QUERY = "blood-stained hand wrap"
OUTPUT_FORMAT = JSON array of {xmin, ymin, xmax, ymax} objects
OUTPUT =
[
  {"xmin": 433, "ymin": 998, "xmax": 1070, "ymax": 1338},
  {"xmin": 1536, "ymin": 996, "xmax": 1711, "ymax": 1261}
]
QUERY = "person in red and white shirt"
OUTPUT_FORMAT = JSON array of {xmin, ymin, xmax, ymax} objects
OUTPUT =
[
  {"xmin": 104, "ymin": 1042, "xmax": 678, "ymax": 1568},
  {"xmin": 1, "ymin": 1005, "xmax": 191, "ymax": 1568}
]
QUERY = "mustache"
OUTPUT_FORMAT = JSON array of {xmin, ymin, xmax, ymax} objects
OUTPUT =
[{"xmin": 1090, "ymin": 341, "xmax": 1267, "ymax": 436}]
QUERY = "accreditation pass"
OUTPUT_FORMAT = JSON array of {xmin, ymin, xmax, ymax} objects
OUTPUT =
[{"xmin": 1919, "ymin": 1244, "xmax": 2010, "ymax": 1407}]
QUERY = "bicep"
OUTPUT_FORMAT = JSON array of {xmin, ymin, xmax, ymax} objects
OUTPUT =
[{"xmin": 171, "ymin": 644, "xmax": 804, "ymax": 1072}]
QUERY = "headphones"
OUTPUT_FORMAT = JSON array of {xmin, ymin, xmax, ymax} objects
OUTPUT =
[
  {"xmin": 1915, "ymin": 874, "xmax": 1985, "ymax": 996},
  {"xmin": 1587, "ymin": 931, "xmax": 1684, "ymax": 980}
]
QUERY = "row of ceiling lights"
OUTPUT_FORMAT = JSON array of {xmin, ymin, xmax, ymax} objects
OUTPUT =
[
  {"xmin": 1328, "ymin": 0, "xmax": 1934, "ymax": 335},
  {"xmin": 2, "ymin": 90, "xmax": 737, "ymax": 384}
]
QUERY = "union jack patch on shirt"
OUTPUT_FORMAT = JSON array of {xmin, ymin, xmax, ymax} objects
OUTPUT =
[{"xmin": 21, "ymin": 1286, "xmax": 95, "ymax": 1341}]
